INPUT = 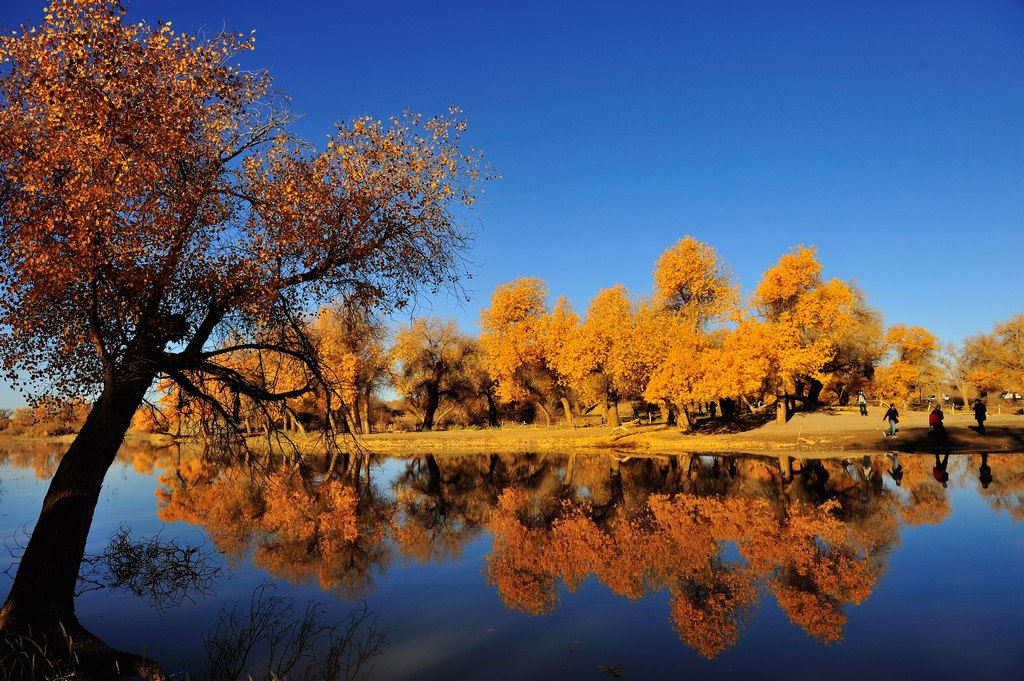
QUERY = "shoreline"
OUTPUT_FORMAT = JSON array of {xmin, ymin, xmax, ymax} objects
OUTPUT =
[
  {"xmin": 359, "ymin": 408, "xmax": 1024, "ymax": 456},
  {"xmin": 2, "ymin": 408, "xmax": 1021, "ymax": 456}
]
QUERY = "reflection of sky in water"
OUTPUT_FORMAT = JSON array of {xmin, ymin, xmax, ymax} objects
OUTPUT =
[{"xmin": 0, "ymin": 451, "xmax": 1022, "ymax": 680}]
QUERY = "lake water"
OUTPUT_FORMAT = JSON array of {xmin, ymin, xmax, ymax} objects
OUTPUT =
[{"xmin": 0, "ymin": 444, "xmax": 1022, "ymax": 680}]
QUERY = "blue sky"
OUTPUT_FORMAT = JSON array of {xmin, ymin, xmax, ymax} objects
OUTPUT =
[{"xmin": 1, "ymin": 0, "xmax": 1022, "ymax": 408}]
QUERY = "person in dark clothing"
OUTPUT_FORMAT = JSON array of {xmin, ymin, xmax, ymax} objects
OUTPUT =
[
  {"xmin": 882, "ymin": 404, "xmax": 899, "ymax": 437},
  {"xmin": 973, "ymin": 399, "xmax": 987, "ymax": 435},
  {"xmin": 929, "ymin": 404, "xmax": 947, "ymax": 442},
  {"xmin": 857, "ymin": 390, "xmax": 868, "ymax": 416}
]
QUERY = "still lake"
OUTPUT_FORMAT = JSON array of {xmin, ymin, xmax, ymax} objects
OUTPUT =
[{"xmin": 1, "ymin": 443, "xmax": 1022, "ymax": 680}]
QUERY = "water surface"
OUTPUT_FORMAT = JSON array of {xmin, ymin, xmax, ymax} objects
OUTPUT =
[{"xmin": 0, "ymin": 444, "xmax": 1021, "ymax": 679}]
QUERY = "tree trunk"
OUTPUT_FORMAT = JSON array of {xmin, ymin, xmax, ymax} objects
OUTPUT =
[
  {"xmin": 421, "ymin": 383, "xmax": 441, "ymax": 431},
  {"xmin": 806, "ymin": 378, "xmax": 823, "ymax": 409},
  {"xmin": 535, "ymin": 400, "xmax": 552, "ymax": 426},
  {"xmin": 664, "ymin": 402, "xmax": 677, "ymax": 426},
  {"xmin": 0, "ymin": 370, "xmax": 165, "ymax": 679},
  {"xmin": 560, "ymin": 397, "xmax": 574, "ymax": 428},
  {"xmin": 677, "ymin": 406, "xmax": 693, "ymax": 432},
  {"xmin": 286, "ymin": 407, "xmax": 306, "ymax": 434},
  {"xmin": 348, "ymin": 395, "xmax": 362, "ymax": 435},
  {"xmin": 360, "ymin": 386, "xmax": 372, "ymax": 434},
  {"xmin": 605, "ymin": 399, "xmax": 619, "ymax": 427}
]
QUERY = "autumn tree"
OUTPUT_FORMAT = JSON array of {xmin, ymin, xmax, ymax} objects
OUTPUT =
[
  {"xmin": 874, "ymin": 324, "xmax": 938, "ymax": 408},
  {"xmin": 644, "ymin": 320, "xmax": 714, "ymax": 428},
  {"xmin": 748, "ymin": 246, "xmax": 858, "ymax": 412},
  {"xmin": 938, "ymin": 341, "xmax": 973, "ymax": 408},
  {"xmin": 652, "ymin": 236, "xmax": 737, "ymax": 331},
  {"xmin": 816, "ymin": 290, "xmax": 886, "ymax": 405},
  {"xmin": 712, "ymin": 317, "xmax": 775, "ymax": 410},
  {"xmin": 964, "ymin": 314, "xmax": 1024, "ymax": 398},
  {"xmin": 644, "ymin": 237, "xmax": 737, "ymax": 426},
  {"xmin": 0, "ymin": 1, "xmax": 490, "ymax": 676},
  {"xmin": 479, "ymin": 278, "xmax": 576, "ymax": 426},
  {"xmin": 389, "ymin": 318, "xmax": 477, "ymax": 430},
  {"xmin": 311, "ymin": 302, "xmax": 388, "ymax": 434},
  {"xmin": 554, "ymin": 285, "xmax": 641, "ymax": 427}
]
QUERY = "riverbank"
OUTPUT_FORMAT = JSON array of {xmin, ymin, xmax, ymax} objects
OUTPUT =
[
  {"xmin": 3, "ymin": 407, "xmax": 1020, "ymax": 456},
  {"xmin": 362, "ymin": 407, "xmax": 1024, "ymax": 456}
]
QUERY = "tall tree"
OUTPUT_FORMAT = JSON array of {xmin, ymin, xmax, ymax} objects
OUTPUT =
[
  {"xmin": 479, "ymin": 278, "xmax": 576, "ymax": 426},
  {"xmin": 556, "ymin": 285, "xmax": 638, "ymax": 427},
  {"xmin": 874, "ymin": 324, "xmax": 938, "ymax": 408},
  {"xmin": 645, "ymin": 237, "xmax": 737, "ymax": 426},
  {"xmin": 390, "ymin": 318, "xmax": 475, "ymax": 431},
  {"xmin": 0, "ymin": 1, "xmax": 490, "ymax": 676},
  {"xmin": 964, "ymin": 314, "xmax": 1024, "ymax": 397},
  {"xmin": 311, "ymin": 303, "xmax": 388, "ymax": 434},
  {"xmin": 749, "ymin": 245, "xmax": 857, "ymax": 410}
]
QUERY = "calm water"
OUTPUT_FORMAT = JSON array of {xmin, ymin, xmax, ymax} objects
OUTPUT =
[{"xmin": 0, "ymin": 443, "xmax": 1022, "ymax": 680}]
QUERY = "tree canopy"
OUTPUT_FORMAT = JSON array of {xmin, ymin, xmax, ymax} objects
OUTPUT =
[
  {"xmin": 0, "ymin": 0, "xmax": 490, "ymax": 412},
  {"xmin": 0, "ymin": 1, "xmax": 491, "ymax": 674}
]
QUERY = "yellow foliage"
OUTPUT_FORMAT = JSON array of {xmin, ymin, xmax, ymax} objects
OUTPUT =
[
  {"xmin": 479, "ymin": 278, "xmax": 575, "ymax": 413},
  {"xmin": 653, "ymin": 236, "xmax": 737, "ymax": 329}
]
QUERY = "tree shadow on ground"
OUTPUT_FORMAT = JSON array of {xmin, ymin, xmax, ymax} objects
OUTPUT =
[{"xmin": 694, "ymin": 412, "xmax": 776, "ymax": 435}]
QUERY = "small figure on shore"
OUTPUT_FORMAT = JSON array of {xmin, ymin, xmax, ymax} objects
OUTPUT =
[
  {"xmin": 979, "ymin": 452, "xmax": 993, "ymax": 489},
  {"xmin": 886, "ymin": 452, "xmax": 904, "ymax": 486},
  {"xmin": 882, "ymin": 403, "xmax": 899, "ymax": 437},
  {"xmin": 933, "ymin": 453, "xmax": 950, "ymax": 488},
  {"xmin": 972, "ymin": 398, "xmax": 987, "ymax": 435},
  {"xmin": 857, "ymin": 390, "xmax": 868, "ymax": 416},
  {"xmin": 929, "ymin": 404, "xmax": 947, "ymax": 442}
]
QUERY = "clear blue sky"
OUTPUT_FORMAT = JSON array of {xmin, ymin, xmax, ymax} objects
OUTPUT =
[{"xmin": 2, "ymin": 0, "xmax": 1022, "ymax": 408}]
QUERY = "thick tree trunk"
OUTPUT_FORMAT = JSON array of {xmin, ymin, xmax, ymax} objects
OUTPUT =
[
  {"xmin": 805, "ymin": 378, "xmax": 823, "ymax": 409},
  {"xmin": 421, "ymin": 383, "xmax": 441, "ymax": 431},
  {"xmin": 677, "ymin": 406, "xmax": 693, "ymax": 432},
  {"xmin": 360, "ymin": 386, "xmax": 372, "ymax": 434},
  {"xmin": 664, "ymin": 403, "xmax": 677, "ymax": 426},
  {"xmin": 0, "ymin": 370, "xmax": 162, "ymax": 678}
]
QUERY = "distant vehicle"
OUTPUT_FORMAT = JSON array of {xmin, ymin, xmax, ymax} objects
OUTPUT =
[{"xmin": 1001, "ymin": 391, "xmax": 1022, "ymax": 400}]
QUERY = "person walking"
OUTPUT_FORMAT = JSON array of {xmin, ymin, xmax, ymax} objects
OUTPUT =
[
  {"xmin": 857, "ymin": 390, "xmax": 868, "ymax": 416},
  {"xmin": 882, "ymin": 403, "xmax": 899, "ymax": 437},
  {"xmin": 973, "ymin": 398, "xmax": 987, "ymax": 435}
]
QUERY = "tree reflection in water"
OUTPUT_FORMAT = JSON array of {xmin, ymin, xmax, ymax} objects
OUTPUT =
[{"xmin": 142, "ymin": 448, "xmax": 1024, "ymax": 661}]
